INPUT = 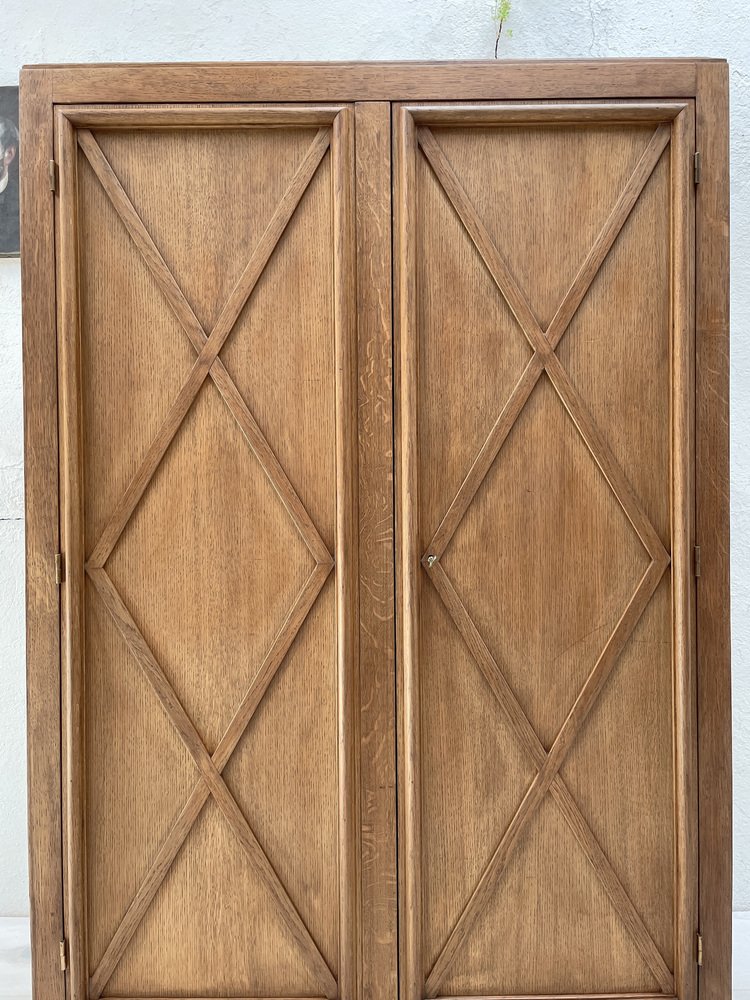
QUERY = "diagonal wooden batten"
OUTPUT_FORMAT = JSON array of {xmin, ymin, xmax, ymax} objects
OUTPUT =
[
  {"xmin": 88, "ymin": 561, "xmax": 331, "ymax": 997},
  {"xmin": 213, "ymin": 560, "xmax": 333, "ymax": 771},
  {"xmin": 83, "ymin": 126, "xmax": 331, "ymax": 571},
  {"xmin": 76, "ymin": 128, "xmax": 207, "ymax": 347},
  {"xmin": 426, "ymin": 353, "xmax": 545, "ymax": 561},
  {"xmin": 209, "ymin": 365, "xmax": 333, "ymax": 567},
  {"xmin": 424, "ymin": 557, "xmax": 668, "ymax": 995},
  {"xmin": 552, "ymin": 787, "xmax": 675, "ymax": 995},
  {"xmin": 78, "ymin": 126, "xmax": 332, "ymax": 567},
  {"xmin": 416, "ymin": 113, "xmax": 676, "ymax": 994},
  {"xmin": 425, "ymin": 562, "xmax": 675, "ymax": 996},
  {"xmin": 86, "ymin": 566, "xmax": 337, "ymax": 1000},
  {"xmin": 420, "ymin": 123, "xmax": 671, "ymax": 566},
  {"xmin": 545, "ymin": 353, "xmax": 670, "ymax": 566},
  {"xmin": 537, "ymin": 556, "xmax": 667, "ymax": 783},
  {"xmin": 545, "ymin": 123, "xmax": 672, "ymax": 348},
  {"xmin": 88, "ymin": 778, "xmax": 210, "ymax": 1000},
  {"xmin": 77, "ymin": 127, "xmax": 329, "ymax": 357},
  {"xmin": 417, "ymin": 125, "xmax": 547, "ymax": 357}
]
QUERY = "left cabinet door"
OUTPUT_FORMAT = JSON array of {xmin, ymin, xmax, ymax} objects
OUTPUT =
[{"xmin": 54, "ymin": 104, "xmax": 359, "ymax": 1000}]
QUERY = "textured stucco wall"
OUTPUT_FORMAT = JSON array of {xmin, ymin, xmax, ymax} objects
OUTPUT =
[{"xmin": 0, "ymin": 0, "xmax": 747, "ymax": 917}]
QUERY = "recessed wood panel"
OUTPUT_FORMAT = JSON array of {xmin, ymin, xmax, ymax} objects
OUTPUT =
[{"xmin": 396, "ymin": 102, "xmax": 695, "ymax": 1000}]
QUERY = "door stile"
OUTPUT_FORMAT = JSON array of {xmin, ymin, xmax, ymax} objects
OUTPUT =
[
  {"xmin": 21, "ymin": 67, "xmax": 67, "ymax": 1000},
  {"xmin": 55, "ymin": 108, "xmax": 89, "ymax": 1000},
  {"xmin": 671, "ymin": 104, "xmax": 699, "ymax": 1000},
  {"xmin": 333, "ymin": 105, "xmax": 362, "ymax": 1000},
  {"xmin": 393, "ymin": 104, "xmax": 422, "ymax": 1000},
  {"xmin": 354, "ymin": 101, "xmax": 398, "ymax": 1000}
]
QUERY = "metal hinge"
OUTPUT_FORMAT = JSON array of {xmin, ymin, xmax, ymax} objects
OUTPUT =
[
  {"xmin": 59, "ymin": 938, "xmax": 67, "ymax": 972},
  {"xmin": 55, "ymin": 552, "xmax": 65, "ymax": 585},
  {"xmin": 694, "ymin": 545, "xmax": 702, "ymax": 578},
  {"xmin": 694, "ymin": 151, "xmax": 702, "ymax": 185},
  {"xmin": 49, "ymin": 159, "xmax": 57, "ymax": 193},
  {"xmin": 697, "ymin": 931, "xmax": 704, "ymax": 967}
]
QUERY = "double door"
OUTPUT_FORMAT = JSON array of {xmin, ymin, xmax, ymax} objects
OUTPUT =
[{"xmin": 22, "ymin": 66, "xmax": 726, "ymax": 1000}]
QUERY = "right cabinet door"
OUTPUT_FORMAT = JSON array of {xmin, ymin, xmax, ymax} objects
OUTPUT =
[{"xmin": 395, "ymin": 101, "xmax": 698, "ymax": 1000}]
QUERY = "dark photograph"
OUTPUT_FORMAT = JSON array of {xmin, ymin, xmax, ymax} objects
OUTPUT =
[{"xmin": 0, "ymin": 86, "xmax": 19, "ymax": 257}]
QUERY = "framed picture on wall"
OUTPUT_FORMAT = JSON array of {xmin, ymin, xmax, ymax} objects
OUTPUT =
[{"xmin": 0, "ymin": 86, "xmax": 19, "ymax": 257}]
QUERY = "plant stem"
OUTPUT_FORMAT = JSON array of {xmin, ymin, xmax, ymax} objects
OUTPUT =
[{"xmin": 494, "ymin": 19, "xmax": 504, "ymax": 59}]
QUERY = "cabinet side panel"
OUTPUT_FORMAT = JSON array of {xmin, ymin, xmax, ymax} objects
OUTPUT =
[
  {"xmin": 695, "ymin": 60, "xmax": 732, "ymax": 1000},
  {"xmin": 20, "ymin": 67, "xmax": 66, "ymax": 1000}
]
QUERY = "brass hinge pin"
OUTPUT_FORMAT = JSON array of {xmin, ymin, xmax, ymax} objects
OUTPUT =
[
  {"xmin": 694, "ymin": 545, "xmax": 702, "ymax": 578},
  {"xmin": 49, "ymin": 159, "xmax": 57, "ymax": 193},
  {"xmin": 694, "ymin": 151, "xmax": 702, "ymax": 185},
  {"xmin": 59, "ymin": 938, "xmax": 67, "ymax": 972},
  {"xmin": 697, "ymin": 931, "xmax": 703, "ymax": 967},
  {"xmin": 55, "ymin": 552, "xmax": 65, "ymax": 585}
]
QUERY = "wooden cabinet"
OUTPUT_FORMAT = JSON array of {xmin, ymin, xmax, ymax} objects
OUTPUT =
[{"xmin": 20, "ymin": 61, "xmax": 730, "ymax": 1000}]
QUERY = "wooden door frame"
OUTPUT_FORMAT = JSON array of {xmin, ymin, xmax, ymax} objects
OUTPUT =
[{"xmin": 20, "ymin": 59, "xmax": 729, "ymax": 1000}]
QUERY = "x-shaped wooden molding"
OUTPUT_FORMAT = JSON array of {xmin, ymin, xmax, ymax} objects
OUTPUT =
[
  {"xmin": 77, "ymin": 129, "xmax": 337, "ymax": 1000},
  {"xmin": 416, "ymin": 124, "xmax": 673, "ymax": 996}
]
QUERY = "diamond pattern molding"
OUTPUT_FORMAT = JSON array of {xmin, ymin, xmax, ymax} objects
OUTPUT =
[
  {"xmin": 77, "ymin": 127, "xmax": 337, "ymax": 1000},
  {"xmin": 415, "ymin": 122, "xmax": 673, "ymax": 996}
]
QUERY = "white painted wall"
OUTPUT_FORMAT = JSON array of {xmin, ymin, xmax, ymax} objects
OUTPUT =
[{"xmin": 0, "ymin": 0, "xmax": 748, "ymax": 924}]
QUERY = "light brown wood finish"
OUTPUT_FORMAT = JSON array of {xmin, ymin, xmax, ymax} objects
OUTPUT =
[
  {"xmin": 81, "ymin": 123, "xmax": 332, "ymax": 571},
  {"xmin": 60, "ymin": 105, "xmax": 344, "ymax": 127},
  {"xmin": 20, "ymin": 68, "xmax": 66, "ymax": 1000},
  {"xmin": 55, "ymin": 108, "xmax": 88, "ymax": 1000},
  {"xmin": 407, "ymin": 103, "xmax": 688, "ymax": 126},
  {"xmin": 671, "ymin": 106, "xmax": 699, "ymax": 1000},
  {"xmin": 85, "ymin": 564, "xmax": 337, "ymax": 999},
  {"xmin": 395, "ymin": 103, "xmax": 424, "ymax": 1000},
  {"xmin": 354, "ymin": 101, "xmax": 398, "ymax": 1000},
  {"xmin": 74, "ymin": 125, "xmax": 333, "ymax": 569},
  {"xmin": 396, "ymin": 101, "xmax": 696, "ymax": 1000},
  {"xmin": 40, "ymin": 59, "xmax": 707, "ymax": 103},
  {"xmin": 89, "ymin": 562, "xmax": 331, "ymax": 998},
  {"xmin": 425, "ymin": 560, "xmax": 674, "ymax": 996},
  {"xmin": 53, "ymin": 104, "xmax": 360, "ymax": 999},
  {"xmin": 417, "ymin": 120, "xmax": 671, "ymax": 562},
  {"xmin": 20, "ymin": 61, "xmax": 729, "ymax": 1000},
  {"xmin": 695, "ymin": 61, "xmax": 732, "ymax": 1000},
  {"xmin": 333, "ymin": 105, "xmax": 361, "ymax": 1000}
]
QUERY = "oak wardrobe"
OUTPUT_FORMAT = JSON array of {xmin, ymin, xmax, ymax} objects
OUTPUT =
[{"xmin": 20, "ymin": 60, "xmax": 730, "ymax": 1000}]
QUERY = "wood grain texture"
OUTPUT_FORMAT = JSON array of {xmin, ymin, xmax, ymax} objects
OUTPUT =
[
  {"xmin": 433, "ymin": 994, "xmax": 677, "ymax": 1000},
  {"xmin": 61, "ymin": 105, "xmax": 344, "ymax": 127},
  {"xmin": 19, "ymin": 67, "xmax": 66, "ymax": 1000},
  {"xmin": 333, "ymin": 106, "xmax": 361, "ymax": 1000},
  {"xmin": 88, "ymin": 562, "xmax": 331, "ymax": 996},
  {"xmin": 81, "ymin": 124, "xmax": 331, "ymax": 570},
  {"xmin": 394, "ymin": 104, "xmax": 423, "ymax": 1000},
  {"xmin": 86, "ymin": 565, "xmax": 337, "ymax": 1000},
  {"xmin": 355, "ymin": 101, "xmax": 398, "ymax": 1000},
  {"xmin": 418, "ymin": 120, "xmax": 670, "ymax": 562},
  {"xmin": 406, "ymin": 103, "xmax": 688, "ymax": 125},
  {"xmin": 695, "ymin": 60, "xmax": 732, "ymax": 1000},
  {"xmin": 21, "ymin": 61, "xmax": 729, "ymax": 1000},
  {"xmin": 51, "ymin": 104, "xmax": 360, "ymax": 999},
  {"xmin": 75, "ymin": 125, "xmax": 332, "ymax": 567},
  {"xmin": 39, "ymin": 59, "xmax": 709, "ymax": 104},
  {"xmin": 55, "ymin": 107, "xmax": 88, "ymax": 1000},
  {"xmin": 424, "ymin": 561, "xmax": 674, "ymax": 995},
  {"xmin": 396, "ymin": 101, "xmax": 694, "ymax": 998},
  {"xmin": 670, "ymin": 106, "xmax": 699, "ymax": 1000}
]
